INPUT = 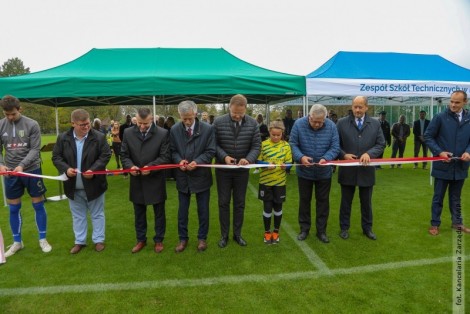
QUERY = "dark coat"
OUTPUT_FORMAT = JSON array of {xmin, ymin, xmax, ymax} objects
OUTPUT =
[
  {"xmin": 169, "ymin": 119, "xmax": 216, "ymax": 193},
  {"xmin": 424, "ymin": 108, "xmax": 470, "ymax": 181},
  {"xmin": 52, "ymin": 128, "xmax": 112, "ymax": 201},
  {"xmin": 379, "ymin": 119, "xmax": 391, "ymax": 146},
  {"xmin": 213, "ymin": 113, "xmax": 261, "ymax": 165},
  {"xmin": 120, "ymin": 124, "xmax": 171, "ymax": 204},
  {"xmin": 413, "ymin": 119, "xmax": 430, "ymax": 142},
  {"xmin": 336, "ymin": 114, "xmax": 385, "ymax": 187},
  {"xmin": 391, "ymin": 122, "xmax": 411, "ymax": 141}
]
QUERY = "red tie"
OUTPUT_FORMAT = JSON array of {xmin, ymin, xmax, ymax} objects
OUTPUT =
[{"xmin": 187, "ymin": 127, "xmax": 192, "ymax": 137}]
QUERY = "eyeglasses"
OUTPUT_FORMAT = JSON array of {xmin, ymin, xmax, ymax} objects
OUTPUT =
[{"xmin": 75, "ymin": 122, "xmax": 90, "ymax": 128}]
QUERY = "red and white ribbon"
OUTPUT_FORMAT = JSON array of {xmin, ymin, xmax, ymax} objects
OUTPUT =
[{"xmin": 0, "ymin": 157, "xmax": 458, "ymax": 181}]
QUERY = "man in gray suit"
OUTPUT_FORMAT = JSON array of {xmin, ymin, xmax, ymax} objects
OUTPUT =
[{"xmin": 336, "ymin": 96, "xmax": 385, "ymax": 240}]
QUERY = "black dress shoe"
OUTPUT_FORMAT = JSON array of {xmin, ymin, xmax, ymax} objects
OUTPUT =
[
  {"xmin": 339, "ymin": 230, "xmax": 349, "ymax": 239},
  {"xmin": 363, "ymin": 230, "xmax": 377, "ymax": 240},
  {"xmin": 297, "ymin": 231, "xmax": 308, "ymax": 241},
  {"xmin": 317, "ymin": 233, "xmax": 330, "ymax": 243},
  {"xmin": 233, "ymin": 235, "xmax": 247, "ymax": 246},
  {"xmin": 218, "ymin": 237, "xmax": 228, "ymax": 248}
]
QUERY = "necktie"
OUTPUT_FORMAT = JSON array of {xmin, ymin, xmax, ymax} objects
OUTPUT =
[
  {"xmin": 357, "ymin": 118, "xmax": 362, "ymax": 130},
  {"xmin": 141, "ymin": 132, "xmax": 146, "ymax": 139},
  {"xmin": 187, "ymin": 127, "xmax": 192, "ymax": 137}
]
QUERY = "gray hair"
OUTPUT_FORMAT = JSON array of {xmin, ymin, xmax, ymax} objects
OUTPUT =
[
  {"xmin": 178, "ymin": 100, "xmax": 197, "ymax": 114},
  {"xmin": 309, "ymin": 104, "xmax": 328, "ymax": 118}
]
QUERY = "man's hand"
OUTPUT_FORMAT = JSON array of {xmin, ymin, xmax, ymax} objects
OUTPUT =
[
  {"xmin": 186, "ymin": 161, "xmax": 197, "ymax": 171},
  {"xmin": 300, "ymin": 156, "xmax": 313, "ymax": 166},
  {"xmin": 130, "ymin": 165, "xmax": 140, "ymax": 176},
  {"xmin": 82, "ymin": 170, "xmax": 94, "ymax": 179},
  {"xmin": 140, "ymin": 165, "xmax": 150, "ymax": 176},
  {"xmin": 359, "ymin": 153, "xmax": 371, "ymax": 165},
  {"xmin": 13, "ymin": 166, "xmax": 24, "ymax": 172},
  {"xmin": 461, "ymin": 152, "xmax": 470, "ymax": 162},
  {"xmin": 439, "ymin": 151, "xmax": 452, "ymax": 163},
  {"xmin": 238, "ymin": 158, "xmax": 249, "ymax": 166},
  {"xmin": 225, "ymin": 156, "xmax": 237, "ymax": 165},
  {"xmin": 67, "ymin": 168, "xmax": 77, "ymax": 177},
  {"xmin": 179, "ymin": 160, "xmax": 188, "ymax": 171},
  {"xmin": 344, "ymin": 154, "xmax": 357, "ymax": 160}
]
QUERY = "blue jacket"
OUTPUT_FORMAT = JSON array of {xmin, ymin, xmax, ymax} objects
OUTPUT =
[
  {"xmin": 170, "ymin": 119, "xmax": 216, "ymax": 193},
  {"xmin": 289, "ymin": 116, "xmax": 340, "ymax": 180},
  {"xmin": 424, "ymin": 108, "xmax": 470, "ymax": 180}
]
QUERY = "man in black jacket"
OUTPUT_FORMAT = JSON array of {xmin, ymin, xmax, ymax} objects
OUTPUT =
[
  {"xmin": 413, "ymin": 110, "xmax": 430, "ymax": 169},
  {"xmin": 213, "ymin": 94, "xmax": 261, "ymax": 248},
  {"xmin": 170, "ymin": 100, "xmax": 216, "ymax": 252},
  {"xmin": 52, "ymin": 109, "xmax": 111, "ymax": 254},
  {"xmin": 121, "ymin": 108, "xmax": 171, "ymax": 254}
]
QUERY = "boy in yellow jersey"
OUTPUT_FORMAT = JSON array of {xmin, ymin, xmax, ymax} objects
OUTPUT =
[{"xmin": 257, "ymin": 120, "xmax": 292, "ymax": 244}]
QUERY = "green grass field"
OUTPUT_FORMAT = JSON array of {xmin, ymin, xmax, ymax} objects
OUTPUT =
[{"xmin": 0, "ymin": 138, "xmax": 469, "ymax": 313}]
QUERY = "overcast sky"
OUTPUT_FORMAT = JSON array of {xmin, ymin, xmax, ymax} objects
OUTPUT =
[{"xmin": 2, "ymin": 0, "xmax": 470, "ymax": 75}]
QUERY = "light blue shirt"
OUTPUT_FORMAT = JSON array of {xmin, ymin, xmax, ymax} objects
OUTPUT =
[{"xmin": 73, "ymin": 131, "xmax": 88, "ymax": 190}]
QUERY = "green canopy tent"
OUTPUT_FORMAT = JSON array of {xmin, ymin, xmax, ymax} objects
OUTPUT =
[
  {"xmin": 0, "ymin": 48, "xmax": 305, "ymax": 202},
  {"xmin": 0, "ymin": 47, "xmax": 305, "ymax": 106}
]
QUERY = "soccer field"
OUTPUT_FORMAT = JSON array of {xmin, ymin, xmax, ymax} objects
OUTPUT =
[{"xmin": 0, "ymin": 145, "xmax": 469, "ymax": 313}]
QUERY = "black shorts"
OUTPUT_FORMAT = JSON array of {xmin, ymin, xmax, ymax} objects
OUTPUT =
[{"xmin": 258, "ymin": 184, "xmax": 286, "ymax": 203}]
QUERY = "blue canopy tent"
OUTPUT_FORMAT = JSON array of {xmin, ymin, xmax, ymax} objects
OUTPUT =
[{"xmin": 306, "ymin": 51, "xmax": 470, "ymax": 98}]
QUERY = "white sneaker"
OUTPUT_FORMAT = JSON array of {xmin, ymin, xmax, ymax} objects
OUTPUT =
[
  {"xmin": 5, "ymin": 241, "xmax": 24, "ymax": 257},
  {"xmin": 39, "ymin": 239, "xmax": 52, "ymax": 253}
]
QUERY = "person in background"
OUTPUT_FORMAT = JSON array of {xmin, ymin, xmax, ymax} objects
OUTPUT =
[
  {"xmin": 290, "ymin": 104, "xmax": 340, "ymax": 243},
  {"xmin": 390, "ymin": 114, "xmax": 410, "ymax": 168},
  {"xmin": 209, "ymin": 115, "xmax": 215, "ymax": 125},
  {"xmin": 257, "ymin": 120, "xmax": 292, "ymax": 244},
  {"xmin": 376, "ymin": 111, "xmax": 391, "ymax": 169},
  {"xmin": 213, "ymin": 94, "xmax": 261, "ymax": 248},
  {"xmin": 107, "ymin": 120, "xmax": 114, "ymax": 134},
  {"xmin": 0, "ymin": 95, "xmax": 52, "ymax": 257},
  {"xmin": 131, "ymin": 116, "xmax": 137, "ymax": 125},
  {"xmin": 413, "ymin": 110, "xmax": 430, "ymax": 169},
  {"xmin": 170, "ymin": 100, "xmax": 215, "ymax": 252},
  {"xmin": 282, "ymin": 109, "xmax": 295, "ymax": 141},
  {"xmin": 110, "ymin": 121, "xmax": 122, "ymax": 169},
  {"xmin": 297, "ymin": 109, "xmax": 304, "ymax": 119},
  {"xmin": 119, "ymin": 114, "xmax": 133, "ymax": 142},
  {"xmin": 164, "ymin": 116, "xmax": 175, "ymax": 131},
  {"xmin": 336, "ymin": 96, "xmax": 385, "ymax": 241},
  {"xmin": 256, "ymin": 114, "xmax": 269, "ymax": 141},
  {"xmin": 93, "ymin": 118, "xmax": 107, "ymax": 135},
  {"xmin": 52, "ymin": 109, "xmax": 112, "ymax": 254},
  {"xmin": 425, "ymin": 90, "xmax": 470, "ymax": 236},
  {"xmin": 157, "ymin": 116, "xmax": 165, "ymax": 128},
  {"xmin": 201, "ymin": 112, "xmax": 209, "ymax": 123},
  {"xmin": 121, "ymin": 107, "xmax": 171, "ymax": 254}
]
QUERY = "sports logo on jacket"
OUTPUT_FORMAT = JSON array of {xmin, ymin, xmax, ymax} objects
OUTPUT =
[{"xmin": 18, "ymin": 130, "xmax": 25, "ymax": 138}]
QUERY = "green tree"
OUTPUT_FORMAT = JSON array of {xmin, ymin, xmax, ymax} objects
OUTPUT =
[{"xmin": 0, "ymin": 57, "xmax": 30, "ymax": 77}]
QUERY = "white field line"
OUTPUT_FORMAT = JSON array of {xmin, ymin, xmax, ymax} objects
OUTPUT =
[
  {"xmin": 0, "ymin": 255, "xmax": 467, "ymax": 296},
  {"xmin": 248, "ymin": 181, "xmax": 332, "ymax": 274}
]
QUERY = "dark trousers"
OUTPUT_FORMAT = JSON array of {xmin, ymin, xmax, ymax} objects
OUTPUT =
[
  {"xmin": 112, "ymin": 142, "xmax": 122, "ymax": 168},
  {"xmin": 413, "ymin": 140, "xmax": 428, "ymax": 167},
  {"xmin": 339, "ymin": 185, "xmax": 373, "ymax": 232},
  {"xmin": 133, "ymin": 202, "xmax": 166, "ymax": 243},
  {"xmin": 431, "ymin": 178, "xmax": 465, "ymax": 226},
  {"xmin": 391, "ymin": 140, "xmax": 406, "ymax": 158},
  {"xmin": 215, "ymin": 169, "xmax": 249, "ymax": 238},
  {"xmin": 298, "ymin": 176, "xmax": 331, "ymax": 235},
  {"xmin": 177, "ymin": 189, "xmax": 210, "ymax": 241}
]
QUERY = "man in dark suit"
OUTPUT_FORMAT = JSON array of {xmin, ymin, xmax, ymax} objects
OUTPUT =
[
  {"xmin": 391, "ymin": 115, "xmax": 411, "ymax": 168},
  {"xmin": 336, "ymin": 96, "xmax": 385, "ymax": 240},
  {"xmin": 169, "ymin": 100, "xmax": 216, "ymax": 253},
  {"xmin": 120, "ymin": 108, "xmax": 171, "ymax": 254},
  {"xmin": 376, "ymin": 111, "xmax": 391, "ymax": 169},
  {"xmin": 413, "ymin": 110, "xmax": 430, "ymax": 169},
  {"xmin": 213, "ymin": 94, "xmax": 261, "ymax": 248}
]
